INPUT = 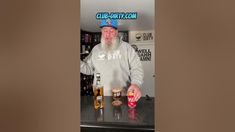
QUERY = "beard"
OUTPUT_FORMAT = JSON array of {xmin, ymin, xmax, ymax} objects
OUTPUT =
[{"xmin": 101, "ymin": 37, "xmax": 119, "ymax": 51}]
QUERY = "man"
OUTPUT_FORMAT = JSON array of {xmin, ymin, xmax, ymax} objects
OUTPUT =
[{"xmin": 80, "ymin": 19, "xmax": 143, "ymax": 102}]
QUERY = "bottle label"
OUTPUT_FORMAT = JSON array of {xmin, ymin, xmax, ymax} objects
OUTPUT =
[{"xmin": 97, "ymin": 96, "xmax": 102, "ymax": 101}]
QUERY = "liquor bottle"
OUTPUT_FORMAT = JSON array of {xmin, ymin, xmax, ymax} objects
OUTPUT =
[{"xmin": 93, "ymin": 73, "xmax": 104, "ymax": 109}]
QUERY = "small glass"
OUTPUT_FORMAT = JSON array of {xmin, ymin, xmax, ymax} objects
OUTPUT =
[
  {"xmin": 127, "ymin": 90, "xmax": 137, "ymax": 108},
  {"xmin": 112, "ymin": 88, "xmax": 122, "ymax": 106}
]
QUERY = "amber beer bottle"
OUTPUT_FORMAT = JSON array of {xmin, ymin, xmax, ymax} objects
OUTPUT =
[{"xmin": 93, "ymin": 73, "xmax": 104, "ymax": 109}]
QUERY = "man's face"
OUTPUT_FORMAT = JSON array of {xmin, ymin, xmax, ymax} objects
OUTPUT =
[{"xmin": 101, "ymin": 27, "xmax": 117, "ymax": 45}]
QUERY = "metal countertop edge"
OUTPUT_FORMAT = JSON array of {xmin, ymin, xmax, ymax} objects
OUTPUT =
[{"xmin": 80, "ymin": 124, "xmax": 154, "ymax": 131}]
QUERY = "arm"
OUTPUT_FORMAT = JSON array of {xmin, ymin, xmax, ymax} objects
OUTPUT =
[
  {"xmin": 80, "ymin": 52, "xmax": 94, "ymax": 75},
  {"xmin": 127, "ymin": 45, "xmax": 144, "ymax": 101},
  {"xmin": 128, "ymin": 45, "xmax": 144, "ymax": 87}
]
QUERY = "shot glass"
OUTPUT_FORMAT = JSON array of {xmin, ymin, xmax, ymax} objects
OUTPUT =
[{"xmin": 127, "ymin": 91, "xmax": 136, "ymax": 108}]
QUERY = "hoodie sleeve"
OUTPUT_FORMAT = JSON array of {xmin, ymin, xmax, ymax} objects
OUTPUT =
[
  {"xmin": 128, "ymin": 44, "xmax": 144, "ymax": 88},
  {"xmin": 80, "ymin": 51, "xmax": 94, "ymax": 75}
]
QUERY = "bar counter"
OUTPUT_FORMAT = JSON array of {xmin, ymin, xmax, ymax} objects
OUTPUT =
[{"xmin": 81, "ymin": 96, "xmax": 155, "ymax": 132}]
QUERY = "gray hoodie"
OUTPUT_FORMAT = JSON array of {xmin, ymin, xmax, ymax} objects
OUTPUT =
[{"xmin": 80, "ymin": 39, "xmax": 144, "ymax": 96}]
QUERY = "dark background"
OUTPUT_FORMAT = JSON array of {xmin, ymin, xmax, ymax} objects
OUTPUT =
[{"xmin": 0, "ymin": 0, "xmax": 235, "ymax": 132}]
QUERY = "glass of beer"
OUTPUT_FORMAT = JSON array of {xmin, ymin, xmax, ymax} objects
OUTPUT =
[{"xmin": 112, "ymin": 88, "xmax": 122, "ymax": 106}]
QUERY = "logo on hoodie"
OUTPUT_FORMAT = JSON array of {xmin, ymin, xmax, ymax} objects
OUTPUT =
[
  {"xmin": 97, "ymin": 52, "xmax": 106, "ymax": 60},
  {"xmin": 97, "ymin": 50, "xmax": 122, "ymax": 61}
]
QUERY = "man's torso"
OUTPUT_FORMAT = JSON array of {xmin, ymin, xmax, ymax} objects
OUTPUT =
[{"xmin": 91, "ymin": 42, "xmax": 131, "ymax": 96}]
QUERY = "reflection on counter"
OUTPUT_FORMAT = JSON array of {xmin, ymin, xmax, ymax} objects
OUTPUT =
[
  {"xmin": 113, "ymin": 106, "xmax": 122, "ymax": 120},
  {"xmin": 128, "ymin": 108, "xmax": 137, "ymax": 122},
  {"xmin": 94, "ymin": 108, "xmax": 104, "ymax": 122},
  {"xmin": 81, "ymin": 96, "xmax": 154, "ymax": 132}
]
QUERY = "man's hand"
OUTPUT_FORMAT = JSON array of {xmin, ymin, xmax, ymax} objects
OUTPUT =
[{"xmin": 127, "ymin": 84, "xmax": 141, "ymax": 102}]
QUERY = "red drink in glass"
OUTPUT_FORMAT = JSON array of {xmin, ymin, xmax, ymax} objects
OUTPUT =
[{"xmin": 127, "ymin": 92, "xmax": 136, "ymax": 108}]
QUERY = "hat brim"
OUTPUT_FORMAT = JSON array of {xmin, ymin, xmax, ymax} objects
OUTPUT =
[{"xmin": 100, "ymin": 25, "xmax": 117, "ymax": 29}]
